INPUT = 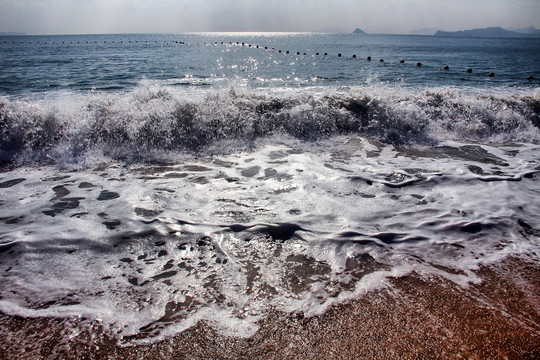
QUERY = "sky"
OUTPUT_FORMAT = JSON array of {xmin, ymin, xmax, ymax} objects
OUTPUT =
[{"xmin": 1, "ymin": 0, "xmax": 539, "ymax": 35}]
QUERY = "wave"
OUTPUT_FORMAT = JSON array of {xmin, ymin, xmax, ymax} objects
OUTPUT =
[{"xmin": 1, "ymin": 85, "xmax": 539, "ymax": 165}]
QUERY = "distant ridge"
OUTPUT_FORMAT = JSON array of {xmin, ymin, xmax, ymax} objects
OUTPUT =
[
  {"xmin": 0, "ymin": 31, "xmax": 26, "ymax": 36},
  {"xmin": 352, "ymin": 28, "xmax": 366, "ymax": 34},
  {"xmin": 435, "ymin": 26, "xmax": 540, "ymax": 38}
]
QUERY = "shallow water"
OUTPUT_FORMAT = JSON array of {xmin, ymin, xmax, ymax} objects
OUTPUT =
[{"xmin": 1, "ymin": 137, "xmax": 539, "ymax": 342}]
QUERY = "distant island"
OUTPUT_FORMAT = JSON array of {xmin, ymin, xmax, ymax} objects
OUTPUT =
[
  {"xmin": 352, "ymin": 28, "xmax": 366, "ymax": 34},
  {"xmin": 434, "ymin": 26, "xmax": 540, "ymax": 38},
  {"xmin": 0, "ymin": 31, "xmax": 26, "ymax": 36}
]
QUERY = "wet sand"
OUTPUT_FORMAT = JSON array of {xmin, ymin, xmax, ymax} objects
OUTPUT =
[{"xmin": 1, "ymin": 256, "xmax": 539, "ymax": 359}]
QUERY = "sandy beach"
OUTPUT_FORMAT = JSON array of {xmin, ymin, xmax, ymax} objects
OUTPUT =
[{"xmin": 1, "ymin": 255, "xmax": 538, "ymax": 359}]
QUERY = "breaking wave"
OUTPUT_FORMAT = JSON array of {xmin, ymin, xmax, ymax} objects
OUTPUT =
[{"xmin": 1, "ymin": 85, "xmax": 539, "ymax": 165}]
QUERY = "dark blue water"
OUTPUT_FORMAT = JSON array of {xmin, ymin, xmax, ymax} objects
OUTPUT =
[{"xmin": 1, "ymin": 33, "xmax": 539, "ymax": 95}]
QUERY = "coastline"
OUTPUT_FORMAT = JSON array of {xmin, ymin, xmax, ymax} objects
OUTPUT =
[{"xmin": 1, "ymin": 255, "xmax": 538, "ymax": 359}]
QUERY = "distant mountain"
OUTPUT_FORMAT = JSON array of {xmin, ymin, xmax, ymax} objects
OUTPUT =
[
  {"xmin": 352, "ymin": 28, "xmax": 366, "ymax": 34},
  {"xmin": 509, "ymin": 26, "xmax": 538, "ymax": 34},
  {"xmin": 410, "ymin": 28, "xmax": 441, "ymax": 36},
  {"xmin": 0, "ymin": 31, "xmax": 26, "ymax": 36},
  {"xmin": 434, "ymin": 27, "xmax": 540, "ymax": 38}
]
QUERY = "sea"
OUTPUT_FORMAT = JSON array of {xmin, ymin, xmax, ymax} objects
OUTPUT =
[{"xmin": 1, "ymin": 33, "xmax": 539, "ymax": 347}]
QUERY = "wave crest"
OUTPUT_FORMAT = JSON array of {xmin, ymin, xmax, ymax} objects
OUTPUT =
[{"xmin": 1, "ymin": 86, "xmax": 539, "ymax": 165}]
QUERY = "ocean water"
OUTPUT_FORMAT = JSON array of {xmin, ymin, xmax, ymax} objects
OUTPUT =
[{"xmin": 0, "ymin": 33, "xmax": 539, "ymax": 343}]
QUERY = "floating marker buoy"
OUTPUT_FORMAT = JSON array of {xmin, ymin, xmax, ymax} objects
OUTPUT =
[
  {"xmin": 379, "ymin": 59, "xmax": 384, "ymax": 62},
  {"xmin": 297, "ymin": 52, "xmax": 300, "ymax": 55},
  {"xmin": 286, "ymin": 51, "xmax": 289, "ymax": 54},
  {"xmin": 488, "ymin": 72, "xmax": 495, "ymax": 77},
  {"xmin": 279, "ymin": 50, "xmax": 281, "ymax": 53},
  {"xmin": 444, "ymin": 66, "xmax": 449, "ymax": 70},
  {"xmin": 527, "ymin": 75, "xmax": 534, "ymax": 81},
  {"xmin": 467, "ymin": 68, "xmax": 472, "ymax": 73},
  {"xmin": 265, "ymin": 47, "xmax": 267, "ymax": 49},
  {"xmin": 367, "ymin": 56, "xmax": 371, "ymax": 61},
  {"xmin": 324, "ymin": 53, "xmax": 327, "ymax": 56},
  {"xmin": 400, "ymin": 60, "xmax": 405, "ymax": 64},
  {"xmin": 316, "ymin": 52, "xmax": 319, "ymax": 55},
  {"xmin": 303, "ymin": 53, "xmax": 306, "ymax": 55},
  {"xmin": 417, "ymin": 62, "xmax": 421, "ymax": 67},
  {"xmin": 353, "ymin": 54, "xmax": 356, "ymax": 58}
]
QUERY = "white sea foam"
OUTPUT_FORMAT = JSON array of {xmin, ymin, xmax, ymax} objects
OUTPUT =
[
  {"xmin": 1, "ymin": 85, "xmax": 538, "ymax": 167},
  {"xmin": 0, "ymin": 137, "xmax": 538, "ymax": 342}
]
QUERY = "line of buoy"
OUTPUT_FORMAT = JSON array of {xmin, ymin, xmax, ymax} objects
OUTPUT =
[{"xmin": 2, "ymin": 39, "xmax": 535, "ymax": 80}]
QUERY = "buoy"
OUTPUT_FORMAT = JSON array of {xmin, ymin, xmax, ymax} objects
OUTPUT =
[
  {"xmin": 316, "ymin": 52, "xmax": 319, "ymax": 55},
  {"xmin": 400, "ymin": 60, "xmax": 405, "ymax": 64},
  {"xmin": 286, "ymin": 51, "xmax": 289, "ymax": 54},
  {"xmin": 379, "ymin": 59, "xmax": 384, "ymax": 62},
  {"xmin": 527, "ymin": 75, "xmax": 534, "ymax": 81},
  {"xmin": 338, "ymin": 53, "xmax": 341, "ymax": 57},
  {"xmin": 297, "ymin": 52, "xmax": 300, "ymax": 55},
  {"xmin": 488, "ymin": 72, "xmax": 495, "ymax": 77},
  {"xmin": 353, "ymin": 54, "xmax": 356, "ymax": 58},
  {"xmin": 278, "ymin": 50, "xmax": 281, "ymax": 53},
  {"xmin": 367, "ymin": 56, "xmax": 371, "ymax": 61},
  {"xmin": 417, "ymin": 62, "xmax": 421, "ymax": 67},
  {"xmin": 444, "ymin": 66, "xmax": 449, "ymax": 70},
  {"xmin": 324, "ymin": 53, "xmax": 327, "ymax": 56},
  {"xmin": 303, "ymin": 53, "xmax": 306, "ymax": 55},
  {"xmin": 467, "ymin": 68, "xmax": 472, "ymax": 73}
]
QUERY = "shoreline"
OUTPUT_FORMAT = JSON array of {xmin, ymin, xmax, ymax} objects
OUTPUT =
[{"xmin": 1, "ymin": 255, "xmax": 539, "ymax": 359}]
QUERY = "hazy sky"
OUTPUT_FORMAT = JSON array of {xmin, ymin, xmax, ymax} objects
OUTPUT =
[{"xmin": 1, "ymin": 0, "xmax": 539, "ymax": 35}]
